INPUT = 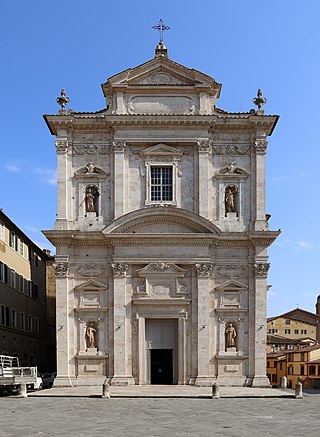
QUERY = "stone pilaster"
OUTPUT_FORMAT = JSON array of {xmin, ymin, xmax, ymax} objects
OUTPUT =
[
  {"xmin": 55, "ymin": 137, "xmax": 69, "ymax": 230},
  {"xmin": 110, "ymin": 263, "xmax": 135, "ymax": 385},
  {"xmin": 195, "ymin": 262, "xmax": 213, "ymax": 386},
  {"xmin": 53, "ymin": 258, "xmax": 72, "ymax": 387},
  {"xmin": 197, "ymin": 140, "xmax": 210, "ymax": 219},
  {"xmin": 253, "ymin": 131, "xmax": 268, "ymax": 231},
  {"xmin": 251, "ymin": 256, "xmax": 270, "ymax": 387},
  {"xmin": 113, "ymin": 141, "xmax": 126, "ymax": 219}
]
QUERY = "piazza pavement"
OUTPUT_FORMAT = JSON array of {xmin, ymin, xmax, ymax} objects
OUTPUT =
[{"xmin": 0, "ymin": 386, "xmax": 319, "ymax": 436}]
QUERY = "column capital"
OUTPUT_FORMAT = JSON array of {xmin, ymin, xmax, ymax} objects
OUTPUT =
[
  {"xmin": 53, "ymin": 261, "xmax": 69, "ymax": 276},
  {"xmin": 196, "ymin": 262, "xmax": 213, "ymax": 277},
  {"xmin": 55, "ymin": 138, "xmax": 69, "ymax": 154},
  {"xmin": 197, "ymin": 139, "xmax": 211, "ymax": 153},
  {"xmin": 254, "ymin": 262, "xmax": 270, "ymax": 278},
  {"xmin": 254, "ymin": 139, "xmax": 268, "ymax": 154},
  {"xmin": 111, "ymin": 262, "xmax": 128, "ymax": 277},
  {"xmin": 113, "ymin": 141, "xmax": 126, "ymax": 153}
]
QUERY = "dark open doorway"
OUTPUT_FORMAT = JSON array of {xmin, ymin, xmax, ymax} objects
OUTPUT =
[{"xmin": 150, "ymin": 349, "xmax": 173, "ymax": 384}]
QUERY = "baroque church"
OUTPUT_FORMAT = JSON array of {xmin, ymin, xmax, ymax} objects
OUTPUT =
[{"xmin": 43, "ymin": 38, "xmax": 279, "ymax": 387}]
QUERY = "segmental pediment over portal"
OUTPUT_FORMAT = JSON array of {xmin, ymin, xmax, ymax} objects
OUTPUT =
[{"xmin": 102, "ymin": 207, "xmax": 221, "ymax": 235}]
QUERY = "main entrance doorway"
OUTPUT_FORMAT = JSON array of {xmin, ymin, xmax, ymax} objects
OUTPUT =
[{"xmin": 145, "ymin": 319, "xmax": 177, "ymax": 384}]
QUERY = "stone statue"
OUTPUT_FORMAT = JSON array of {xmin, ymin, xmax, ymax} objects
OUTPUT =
[
  {"xmin": 86, "ymin": 322, "xmax": 97, "ymax": 348},
  {"xmin": 85, "ymin": 185, "xmax": 99, "ymax": 214},
  {"xmin": 86, "ymin": 162, "xmax": 95, "ymax": 173},
  {"xmin": 225, "ymin": 188, "xmax": 235, "ymax": 213},
  {"xmin": 86, "ymin": 188, "xmax": 95, "ymax": 212},
  {"xmin": 225, "ymin": 322, "xmax": 237, "ymax": 349}
]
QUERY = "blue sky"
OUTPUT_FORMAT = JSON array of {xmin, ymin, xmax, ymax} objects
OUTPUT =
[{"xmin": 1, "ymin": 0, "xmax": 319, "ymax": 316}]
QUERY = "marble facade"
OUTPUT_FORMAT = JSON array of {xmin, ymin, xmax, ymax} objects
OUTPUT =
[{"xmin": 43, "ymin": 44, "xmax": 279, "ymax": 387}]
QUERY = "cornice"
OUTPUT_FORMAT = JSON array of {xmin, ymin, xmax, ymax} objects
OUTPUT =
[{"xmin": 44, "ymin": 113, "xmax": 278, "ymax": 136}]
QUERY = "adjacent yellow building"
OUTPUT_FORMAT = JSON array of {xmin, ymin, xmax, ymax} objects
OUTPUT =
[{"xmin": 0, "ymin": 210, "xmax": 55, "ymax": 371}]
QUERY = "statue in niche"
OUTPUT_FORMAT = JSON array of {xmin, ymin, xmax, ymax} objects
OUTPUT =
[
  {"xmin": 225, "ymin": 186, "xmax": 238, "ymax": 215},
  {"xmin": 225, "ymin": 322, "xmax": 237, "ymax": 349},
  {"xmin": 85, "ymin": 185, "xmax": 99, "ymax": 214},
  {"xmin": 86, "ymin": 321, "xmax": 97, "ymax": 348}
]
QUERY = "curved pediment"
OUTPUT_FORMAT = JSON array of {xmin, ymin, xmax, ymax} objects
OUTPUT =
[{"xmin": 103, "ymin": 208, "xmax": 221, "ymax": 235}]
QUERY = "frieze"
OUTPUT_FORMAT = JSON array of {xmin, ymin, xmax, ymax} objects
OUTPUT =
[
  {"xmin": 77, "ymin": 265, "xmax": 104, "ymax": 277},
  {"xmin": 216, "ymin": 265, "xmax": 244, "ymax": 278},
  {"xmin": 196, "ymin": 263, "xmax": 213, "ymax": 277},
  {"xmin": 111, "ymin": 263, "xmax": 128, "ymax": 276},
  {"xmin": 55, "ymin": 139, "xmax": 68, "ymax": 154},
  {"xmin": 254, "ymin": 263, "xmax": 270, "ymax": 278},
  {"xmin": 212, "ymin": 145, "xmax": 251, "ymax": 155},
  {"xmin": 73, "ymin": 145, "xmax": 110, "ymax": 155},
  {"xmin": 53, "ymin": 262, "xmax": 69, "ymax": 276}
]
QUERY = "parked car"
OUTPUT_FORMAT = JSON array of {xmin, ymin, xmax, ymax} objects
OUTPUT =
[
  {"xmin": 27, "ymin": 373, "xmax": 43, "ymax": 391},
  {"xmin": 41, "ymin": 372, "xmax": 56, "ymax": 389}
]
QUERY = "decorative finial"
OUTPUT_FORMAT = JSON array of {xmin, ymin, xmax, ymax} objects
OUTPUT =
[
  {"xmin": 153, "ymin": 19, "xmax": 170, "ymax": 43},
  {"xmin": 56, "ymin": 88, "xmax": 70, "ymax": 114},
  {"xmin": 153, "ymin": 19, "xmax": 170, "ymax": 58},
  {"xmin": 253, "ymin": 89, "xmax": 267, "ymax": 114}
]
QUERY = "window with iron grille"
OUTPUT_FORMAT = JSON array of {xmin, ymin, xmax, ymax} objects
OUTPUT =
[{"xmin": 150, "ymin": 166, "xmax": 173, "ymax": 202}]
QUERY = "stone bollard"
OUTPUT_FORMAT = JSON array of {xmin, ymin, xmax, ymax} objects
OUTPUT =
[
  {"xmin": 280, "ymin": 376, "xmax": 287, "ymax": 389},
  {"xmin": 295, "ymin": 381, "xmax": 303, "ymax": 399},
  {"xmin": 18, "ymin": 383, "xmax": 28, "ymax": 398},
  {"xmin": 212, "ymin": 382, "xmax": 220, "ymax": 399},
  {"xmin": 102, "ymin": 379, "xmax": 110, "ymax": 399}
]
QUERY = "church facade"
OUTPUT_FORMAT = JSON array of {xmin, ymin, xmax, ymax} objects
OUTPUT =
[{"xmin": 44, "ymin": 43, "xmax": 279, "ymax": 387}]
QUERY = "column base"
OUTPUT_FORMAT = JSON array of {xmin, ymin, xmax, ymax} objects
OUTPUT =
[
  {"xmin": 53, "ymin": 376, "xmax": 74, "ymax": 387},
  {"xmin": 194, "ymin": 376, "xmax": 216, "ymax": 387},
  {"xmin": 251, "ymin": 375, "xmax": 271, "ymax": 388},
  {"xmin": 110, "ymin": 375, "xmax": 136, "ymax": 386}
]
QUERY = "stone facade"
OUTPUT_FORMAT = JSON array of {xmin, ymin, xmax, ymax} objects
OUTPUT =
[{"xmin": 43, "ymin": 45, "xmax": 279, "ymax": 387}]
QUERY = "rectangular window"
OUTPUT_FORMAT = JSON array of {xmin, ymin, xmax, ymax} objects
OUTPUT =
[
  {"xmin": 0, "ymin": 262, "xmax": 4, "ymax": 282},
  {"xmin": 19, "ymin": 275, "xmax": 24, "ymax": 292},
  {"xmin": 28, "ymin": 281, "xmax": 32, "ymax": 297},
  {"xmin": 150, "ymin": 166, "xmax": 173, "ymax": 201},
  {"xmin": 34, "ymin": 255, "xmax": 39, "ymax": 268},
  {"xmin": 285, "ymin": 329, "xmax": 291, "ymax": 334},
  {"xmin": 11, "ymin": 309, "xmax": 17, "ymax": 328},
  {"xmin": 33, "ymin": 283, "xmax": 39, "ymax": 300},
  {"xmin": 9, "ymin": 231, "xmax": 15, "ymax": 249},
  {"xmin": 285, "ymin": 320, "xmax": 291, "ymax": 325},
  {"xmin": 28, "ymin": 315, "xmax": 33, "ymax": 332},
  {"xmin": 279, "ymin": 363, "xmax": 283, "ymax": 371},
  {"xmin": 0, "ymin": 221, "xmax": 4, "ymax": 241},
  {"xmin": 19, "ymin": 239, "xmax": 24, "ymax": 256},
  {"xmin": 35, "ymin": 318, "xmax": 39, "ymax": 334},
  {"xmin": 20, "ymin": 312, "xmax": 25, "ymax": 330},
  {"xmin": 300, "ymin": 365, "xmax": 305, "ymax": 375},
  {"xmin": 11, "ymin": 269, "xmax": 16, "ymax": 288},
  {"xmin": 288, "ymin": 366, "xmax": 293, "ymax": 375},
  {"xmin": 301, "ymin": 353, "xmax": 305, "ymax": 361},
  {"xmin": 294, "ymin": 329, "xmax": 299, "ymax": 334},
  {"xmin": 0, "ymin": 305, "xmax": 9, "ymax": 326},
  {"xmin": 14, "ymin": 235, "xmax": 18, "ymax": 251},
  {"xmin": 309, "ymin": 365, "xmax": 316, "ymax": 376},
  {"xmin": 301, "ymin": 329, "xmax": 307, "ymax": 335},
  {"xmin": 287, "ymin": 353, "xmax": 293, "ymax": 361}
]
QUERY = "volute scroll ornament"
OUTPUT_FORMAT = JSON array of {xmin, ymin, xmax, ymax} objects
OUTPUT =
[
  {"xmin": 197, "ymin": 140, "xmax": 211, "ymax": 153},
  {"xmin": 113, "ymin": 141, "xmax": 126, "ymax": 153}
]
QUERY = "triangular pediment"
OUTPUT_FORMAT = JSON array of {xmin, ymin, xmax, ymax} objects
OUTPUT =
[
  {"xmin": 141, "ymin": 143, "xmax": 183, "ymax": 157},
  {"xmin": 74, "ymin": 280, "xmax": 108, "ymax": 292},
  {"xmin": 215, "ymin": 279, "xmax": 248, "ymax": 291},
  {"xmin": 102, "ymin": 57, "xmax": 221, "ymax": 95}
]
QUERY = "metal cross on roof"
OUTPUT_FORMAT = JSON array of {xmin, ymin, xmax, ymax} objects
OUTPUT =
[{"xmin": 152, "ymin": 19, "xmax": 170, "ymax": 42}]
